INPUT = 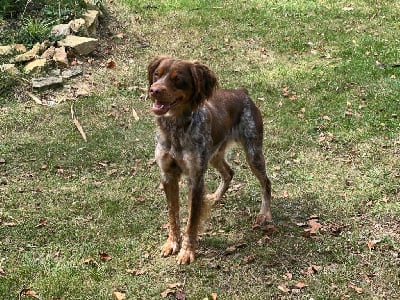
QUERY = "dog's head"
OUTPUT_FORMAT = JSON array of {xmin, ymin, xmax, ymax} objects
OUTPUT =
[{"xmin": 147, "ymin": 56, "xmax": 218, "ymax": 116}]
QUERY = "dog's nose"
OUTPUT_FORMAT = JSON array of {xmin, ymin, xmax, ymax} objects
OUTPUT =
[{"xmin": 149, "ymin": 85, "xmax": 165, "ymax": 96}]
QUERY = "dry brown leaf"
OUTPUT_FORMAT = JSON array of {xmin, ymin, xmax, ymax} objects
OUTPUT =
[
  {"xmin": 301, "ymin": 264, "xmax": 322, "ymax": 276},
  {"xmin": 99, "ymin": 252, "xmax": 112, "ymax": 261},
  {"xmin": 284, "ymin": 273, "xmax": 293, "ymax": 280},
  {"xmin": 107, "ymin": 58, "xmax": 117, "ymax": 69},
  {"xmin": 131, "ymin": 107, "xmax": 140, "ymax": 121},
  {"xmin": 294, "ymin": 281, "xmax": 308, "ymax": 289},
  {"xmin": 19, "ymin": 288, "xmax": 40, "ymax": 299},
  {"xmin": 35, "ymin": 218, "xmax": 47, "ymax": 228},
  {"xmin": 211, "ymin": 292, "xmax": 218, "ymax": 300},
  {"xmin": 160, "ymin": 288, "xmax": 175, "ymax": 298},
  {"xmin": 242, "ymin": 255, "xmax": 256, "ymax": 264},
  {"xmin": 83, "ymin": 257, "xmax": 97, "ymax": 266},
  {"xmin": 167, "ymin": 282, "xmax": 183, "ymax": 289},
  {"xmin": 348, "ymin": 283, "xmax": 363, "ymax": 294},
  {"xmin": 112, "ymin": 291, "xmax": 126, "ymax": 300},
  {"xmin": 277, "ymin": 284, "xmax": 290, "ymax": 293},
  {"xmin": 308, "ymin": 219, "xmax": 322, "ymax": 234},
  {"xmin": 367, "ymin": 239, "xmax": 381, "ymax": 250}
]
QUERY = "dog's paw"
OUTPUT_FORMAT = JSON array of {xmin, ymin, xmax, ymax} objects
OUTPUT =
[
  {"xmin": 161, "ymin": 239, "xmax": 180, "ymax": 257},
  {"xmin": 177, "ymin": 248, "xmax": 195, "ymax": 264},
  {"xmin": 254, "ymin": 213, "xmax": 273, "ymax": 227}
]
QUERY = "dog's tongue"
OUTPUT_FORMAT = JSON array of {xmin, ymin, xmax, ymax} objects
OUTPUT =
[{"xmin": 152, "ymin": 100, "xmax": 171, "ymax": 115}]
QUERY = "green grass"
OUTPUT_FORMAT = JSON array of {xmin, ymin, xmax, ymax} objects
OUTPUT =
[{"xmin": 1, "ymin": 0, "xmax": 399, "ymax": 299}]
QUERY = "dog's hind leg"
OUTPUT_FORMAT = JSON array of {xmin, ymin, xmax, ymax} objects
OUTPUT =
[
  {"xmin": 206, "ymin": 146, "xmax": 234, "ymax": 203},
  {"xmin": 242, "ymin": 139, "xmax": 273, "ymax": 225}
]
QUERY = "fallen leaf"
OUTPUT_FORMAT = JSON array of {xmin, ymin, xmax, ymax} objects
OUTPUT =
[
  {"xmin": 242, "ymin": 255, "xmax": 256, "ymax": 264},
  {"xmin": 367, "ymin": 239, "xmax": 381, "ymax": 250},
  {"xmin": 278, "ymin": 284, "xmax": 290, "ymax": 293},
  {"xmin": 167, "ymin": 282, "xmax": 183, "ymax": 289},
  {"xmin": 301, "ymin": 264, "xmax": 322, "ymax": 276},
  {"xmin": 83, "ymin": 257, "xmax": 97, "ymax": 266},
  {"xmin": 211, "ymin": 292, "xmax": 218, "ymax": 300},
  {"xmin": 282, "ymin": 190, "xmax": 289, "ymax": 198},
  {"xmin": 160, "ymin": 288, "xmax": 175, "ymax": 298},
  {"xmin": 113, "ymin": 291, "xmax": 126, "ymax": 300},
  {"xmin": 348, "ymin": 283, "xmax": 363, "ymax": 294},
  {"xmin": 308, "ymin": 219, "xmax": 322, "ymax": 234},
  {"xmin": 284, "ymin": 273, "xmax": 293, "ymax": 280},
  {"xmin": 35, "ymin": 218, "xmax": 47, "ymax": 228},
  {"xmin": 106, "ymin": 58, "xmax": 117, "ymax": 69},
  {"xmin": 294, "ymin": 281, "xmax": 308, "ymax": 289},
  {"xmin": 19, "ymin": 288, "xmax": 40, "ymax": 299},
  {"xmin": 99, "ymin": 252, "xmax": 112, "ymax": 261}
]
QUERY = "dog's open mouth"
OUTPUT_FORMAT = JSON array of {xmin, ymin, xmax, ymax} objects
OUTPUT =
[{"xmin": 152, "ymin": 98, "xmax": 180, "ymax": 115}]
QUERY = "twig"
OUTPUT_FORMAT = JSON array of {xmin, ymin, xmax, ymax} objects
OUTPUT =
[
  {"xmin": 71, "ymin": 103, "xmax": 87, "ymax": 142},
  {"xmin": 26, "ymin": 92, "xmax": 43, "ymax": 105}
]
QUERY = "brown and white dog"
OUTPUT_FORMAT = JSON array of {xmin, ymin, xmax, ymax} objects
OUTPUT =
[{"xmin": 148, "ymin": 56, "xmax": 272, "ymax": 264}]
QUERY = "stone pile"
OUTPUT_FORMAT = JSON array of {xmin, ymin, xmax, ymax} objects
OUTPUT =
[{"xmin": 0, "ymin": 7, "xmax": 101, "ymax": 91}]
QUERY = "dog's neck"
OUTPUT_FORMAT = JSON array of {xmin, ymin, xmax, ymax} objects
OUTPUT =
[{"xmin": 156, "ymin": 113, "xmax": 192, "ymax": 132}]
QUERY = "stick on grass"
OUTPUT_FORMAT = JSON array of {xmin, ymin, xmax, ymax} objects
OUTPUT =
[{"xmin": 71, "ymin": 103, "xmax": 87, "ymax": 142}]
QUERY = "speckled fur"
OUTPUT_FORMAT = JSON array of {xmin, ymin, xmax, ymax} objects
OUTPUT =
[{"xmin": 148, "ymin": 57, "xmax": 273, "ymax": 264}]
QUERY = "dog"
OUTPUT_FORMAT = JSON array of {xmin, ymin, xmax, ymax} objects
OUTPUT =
[{"xmin": 148, "ymin": 56, "xmax": 272, "ymax": 264}]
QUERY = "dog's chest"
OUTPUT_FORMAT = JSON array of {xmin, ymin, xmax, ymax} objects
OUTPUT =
[{"xmin": 155, "ymin": 113, "xmax": 212, "ymax": 171}]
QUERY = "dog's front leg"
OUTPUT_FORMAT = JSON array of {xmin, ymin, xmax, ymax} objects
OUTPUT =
[
  {"xmin": 161, "ymin": 174, "xmax": 181, "ymax": 257},
  {"xmin": 177, "ymin": 176, "xmax": 204, "ymax": 264}
]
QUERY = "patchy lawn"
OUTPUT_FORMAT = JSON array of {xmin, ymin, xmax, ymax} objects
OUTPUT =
[{"xmin": 1, "ymin": 0, "xmax": 399, "ymax": 299}]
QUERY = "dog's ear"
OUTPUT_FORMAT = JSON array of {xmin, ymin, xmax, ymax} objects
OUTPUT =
[
  {"xmin": 147, "ymin": 56, "xmax": 169, "ymax": 85},
  {"xmin": 190, "ymin": 61, "xmax": 218, "ymax": 108}
]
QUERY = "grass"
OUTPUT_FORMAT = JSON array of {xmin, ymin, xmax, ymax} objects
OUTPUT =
[{"xmin": 1, "ymin": 0, "xmax": 399, "ymax": 299}]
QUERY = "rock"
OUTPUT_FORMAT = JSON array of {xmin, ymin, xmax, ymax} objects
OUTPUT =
[
  {"xmin": 61, "ymin": 67, "xmax": 83, "ymax": 79},
  {"xmin": 0, "ymin": 44, "xmax": 27, "ymax": 56},
  {"xmin": 39, "ymin": 40, "xmax": 51, "ymax": 54},
  {"xmin": 51, "ymin": 24, "xmax": 71, "ymax": 37},
  {"xmin": 49, "ymin": 69, "xmax": 61, "ymax": 76},
  {"xmin": 0, "ymin": 63, "xmax": 19, "ymax": 75},
  {"xmin": 53, "ymin": 46, "xmax": 68, "ymax": 67},
  {"xmin": 83, "ymin": 10, "xmax": 100, "ymax": 36},
  {"xmin": 14, "ymin": 44, "xmax": 27, "ymax": 53},
  {"xmin": 41, "ymin": 46, "xmax": 56, "ymax": 59},
  {"xmin": 24, "ymin": 58, "xmax": 46, "ymax": 74},
  {"xmin": 32, "ymin": 76, "xmax": 63, "ymax": 89},
  {"xmin": 58, "ymin": 35, "xmax": 98, "ymax": 55},
  {"xmin": 0, "ymin": 45, "xmax": 14, "ymax": 56},
  {"xmin": 69, "ymin": 18, "xmax": 86, "ymax": 34},
  {"xmin": 14, "ymin": 43, "xmax": 41, "ymax": 62}
]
